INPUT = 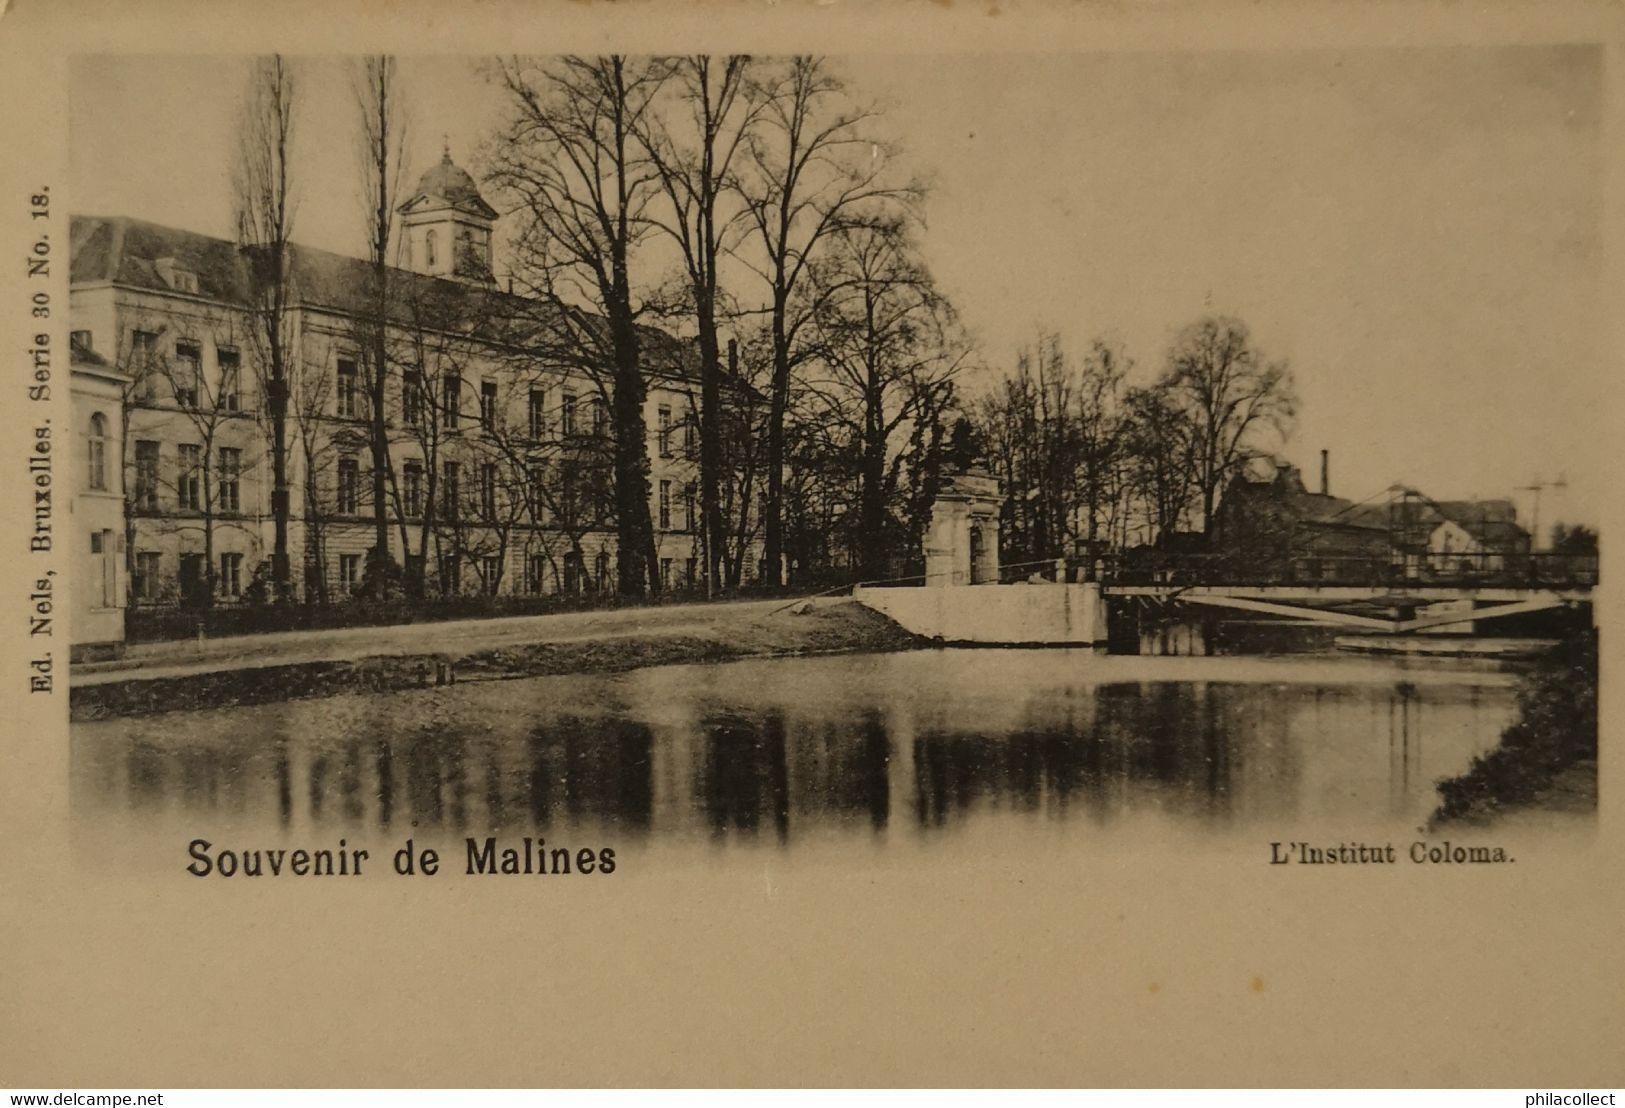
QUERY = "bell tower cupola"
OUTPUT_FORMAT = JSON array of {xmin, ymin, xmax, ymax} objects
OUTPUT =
[{"xmin": 397, "ymin": 141, "xmax": 497, "ymax": 282}]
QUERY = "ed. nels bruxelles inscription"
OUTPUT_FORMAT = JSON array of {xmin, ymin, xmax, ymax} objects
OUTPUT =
[
  {"xmin": 24, "ymin": 186, "xmax": 57, "ymax": 695},
  {"xmin": 1270, "ymin": 840, "xmax": 1513, "ymax": 865},
  {"xmin": 186, "ymin": 837, "xmax": 617, "ymax": 879}
]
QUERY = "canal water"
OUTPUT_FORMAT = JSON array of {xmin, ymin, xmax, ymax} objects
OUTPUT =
[{"xmin": 70, "ymin": 649, "xmax": 1521, "ymax": 871}]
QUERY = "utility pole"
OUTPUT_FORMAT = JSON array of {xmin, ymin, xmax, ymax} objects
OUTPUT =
[{"xmin": 1517, "ymin": 474, "xmax": 1566, "ymax": 553}]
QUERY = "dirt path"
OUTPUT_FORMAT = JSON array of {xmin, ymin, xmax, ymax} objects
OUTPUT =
[
  {"xmin": 69, "ymin": 600, "xmax": 925, "ymax": 720},
  {"xmin": 72, "ymin": 596, "xmax": 795, "ymax": 687}
]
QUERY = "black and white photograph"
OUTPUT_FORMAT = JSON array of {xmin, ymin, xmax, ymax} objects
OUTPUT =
[
  {"xmin": 2, "ymin": 0, "xmax": 1619, "ymax": 1092},
  {"xmin": 63, "ymin": 46, "xmax": 1601, "ymax": 858}
]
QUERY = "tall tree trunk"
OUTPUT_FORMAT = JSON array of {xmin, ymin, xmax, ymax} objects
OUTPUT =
[
  {"xmin": 610, "ymin": 315, "xmax": 657, "ymax": 595},
  {"xmin": 763, "ymin": 292, "xmax": 790, "ymax": 588},
  {"xmin": 267, "ymin": 317, "xmax": 291, "ymax": 600},
  {"xmin": 695, "ymin": 322, "xmax": 724, "ymax": 595}
]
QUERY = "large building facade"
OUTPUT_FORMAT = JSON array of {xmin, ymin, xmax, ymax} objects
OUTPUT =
[{"xmin": 70, "ymin": 155, "xmax": 724, "ymax": 611}]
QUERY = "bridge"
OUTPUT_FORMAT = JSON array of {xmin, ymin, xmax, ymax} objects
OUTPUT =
[
  {"xmin": 856, "ymin": 475, "xmax": 1595, "ymax": 645},
  {"xmin": 1090, "ymin": 552, "xmax": 1596, "ymax": 634}
]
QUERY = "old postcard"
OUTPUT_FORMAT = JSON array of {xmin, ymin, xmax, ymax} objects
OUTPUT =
[{"xmin": 0, "ymin": 0, "xmax": 1620, "ymax": 1089}]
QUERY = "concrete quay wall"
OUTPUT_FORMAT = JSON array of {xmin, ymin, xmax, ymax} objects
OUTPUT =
[{"xmin": 853, "ymin": 583, "xmax": 1108, "ymax": 646}]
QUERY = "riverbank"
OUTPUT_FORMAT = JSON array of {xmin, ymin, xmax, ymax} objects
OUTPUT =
[
  {"xmin": 69, "ymin": 600, "xmax": 927, "ymax": 721},
  {"xmin": 1431, "ymin": 630, "xmax": 1598, "ymax": 827}
]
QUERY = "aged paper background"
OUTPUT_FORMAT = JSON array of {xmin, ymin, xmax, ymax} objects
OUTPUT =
[{"xmin": 1, "ymin": 0, "xmax": 1621, "ymax": 1087}]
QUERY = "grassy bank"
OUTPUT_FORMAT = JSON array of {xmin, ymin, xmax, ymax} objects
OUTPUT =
[
  {"xmin": 71, "ymin": 601, "xmax": 926, "ymax": 722},
  {"xmin": 1431, "ymin": 630, "xmax": 1598, "ymax": 826}
]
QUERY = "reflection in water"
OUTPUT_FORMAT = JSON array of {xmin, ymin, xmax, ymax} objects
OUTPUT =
[{"xmin": 71, "ymin": 652, "xmax": 1515, "ymax": 859}]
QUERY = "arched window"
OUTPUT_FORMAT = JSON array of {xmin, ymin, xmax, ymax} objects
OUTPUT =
[
  {"xmin": 425, "ymin": 229, "xmax": 438, "ymax": 268},
  {"xmin": 88, "ymin": 413, "xmax": 108, "ymax": 491}
]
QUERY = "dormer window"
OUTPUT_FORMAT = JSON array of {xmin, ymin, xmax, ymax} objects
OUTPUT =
[{"xmin": 155, "ymin": 257, "xmax": 199, "ymax": 294}]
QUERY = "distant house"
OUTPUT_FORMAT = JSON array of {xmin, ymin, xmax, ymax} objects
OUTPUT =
[
  {"xmin": 1418, "ymin": 499, "xmax": 1530, "ymax": 576},
  {"xmin": 1209, "ymin": 465, "xmax": 1530, "ymax": 583},
  {"xmin": 1209, "ymin": 463, "xmax": 1388, "ymax": 580}
]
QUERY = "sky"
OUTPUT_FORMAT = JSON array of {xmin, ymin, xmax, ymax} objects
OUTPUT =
[{"xmin": 70, "ymin": 46, "xmax": 1606, "ymax": 528}]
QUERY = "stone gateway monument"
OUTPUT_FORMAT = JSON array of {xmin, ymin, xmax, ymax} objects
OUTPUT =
[
  {"xmin": 923, "ymin": 471, "xmax": 1004, "ymax": 586},
  {"xmin": 854, "ymin": 468, "xmax": 1107, "ymax": 646}
]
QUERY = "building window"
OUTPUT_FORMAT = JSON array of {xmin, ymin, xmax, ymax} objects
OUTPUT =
[
  {"xmin": 561, "ymin": 392, "xmax": 577, "ymax": 437},
  {"xmin": 426, "ymin": 229, "xmax": 438, "ymax": 269},
  {"xmin": 482, "ymin": 555, "xmax": 502, "ymax": 595},
  {"xmin": 480, "ymin": 380, "xmax": 498, "ymax": 430},
  {"xmin": 130, "ymin": 330, "xmax": 160, "ymax": 401},
  {"xmin": 337, "ymin": 457, "xmax": 359, "ymax": 515},
  {"xmin": 658, "ymin": 479, "xmax": 672, "ymax": 530},
  {"xmin": 177, "ymin": 444, "xmax": 202, "ymax": 510},
  {"xmin": 683, "ymin": 413, "xmax": 696, "ymax": 453},
  {"xmin": 438, "ymin": 552, "xmax": 460, "ymax": 595},
  {"xmin": 525, "ymin": 554, "xmax": 545, "ymax": 594},
  {"xmin": 339, "ymin": 553, "xmax": 361, "ymax": 594},
  {"xmin": 403, "ymin": 461, "xmax": 423, "ymax": 517},
  {"xmin": 134, "ymin": 551, "xmax": 161, "ymax": 601},
  {"xmin": 218, "ymin": 447, "xmax": 241, "ymax": 512},
  {"xmin": 559, "ymin": 468, "xmax": 577, "ymax": 521},
  {"xmin": 134, "ymin": 440, "xmax": 160, "ymax": 511},
  {"xmin": 218, "ymin": 348, "xmax": 241, "ymax": 412},
  {"xmin": 686, "ymin": 557, "xmax": 697, "ymax": 586},
  {"xmin": 443, "ymin": 374, "xmax": 461, "ymax": 429},
  {"xmin": 660, "ymin": 558, "xmax": 673, "ymax": 589},
  {"xmin": 87, "ymin": 413, "xmax": 108, "ymax": 491},
  {"xmin": 220, "ymin": 552, "xmax": 243, "ymax": 599},
  {"xmin": 528, "ymin": 389, "xmax": 546, "ymax": 439},
  {"xmin": 337, "ymin": 358, "xmax": 359, "ymax": 418},
  {"xmin": 442, "ymin": 460, "xmax": 460, "ymax": 518},
  {"xmin": 595, "ymin": 551, "xmax": 610, "ymax": 592},
  {"xmin": 591, "ymin": 397, "xmax": 606, "ymax": 438},
  {"xmin": 527, "ymin": 465, "xmax": 545, "ymax": 520},
  {"xmin": 480, "ymin": 462, "xmax": 497, "ymax": 520},
  {"xmin": 658, "ymin": 406, "xmax": 672, "ymax": 457},
  {"xmin": 684, "ymin": 483, "xmax": 696, "ymax": 533},
  {"xmin": 403, "ymin": 371, "xmax": 422, "ymax": 425},
  {"xmin": 174, "ymin": 341, "xmax": 202, "ymax": 407}
]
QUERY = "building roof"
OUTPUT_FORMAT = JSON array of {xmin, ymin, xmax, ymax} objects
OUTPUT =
[
  {"xmin": 1221, "ymin": 472, "xmax": 1389, "ymax": 532},
  {"xmin": 70, "ymin": 214, "xmax": 703, "ymax": 384},
  {"xmin": 400, "ymin": 152, "xmax": 498, "ymax": 221},
  {"xmin": 1427, "ymin": 499, "xmax": 1528, "ymax": 547},
  {"xmin": 1222, "ymin": 469, "xmax": 1529, "ymax": 548}
]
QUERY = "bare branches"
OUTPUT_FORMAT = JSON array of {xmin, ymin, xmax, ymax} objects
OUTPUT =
[
  {"xmin": 734, "ymin": 55, "xmax": 923, "ymax": 587},
  {"xmin": 487, "ymin": 54, "xmax": 666, "ymax": 595},
  {"xmin": 1159, "ymin": 315, "xmax": 1298, "ymax": 532},
  {"xmin": 234, "ymin": 54, "xmax": 299, "ymax": 599},
  {"xmin": 352, "ymin": 55, "xmax": 412, "ymax": 586}
]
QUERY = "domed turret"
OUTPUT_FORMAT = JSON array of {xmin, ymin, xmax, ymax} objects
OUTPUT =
[{"xmin": 397, "ymin": 144, "xmax": 496, "ymax": 282}]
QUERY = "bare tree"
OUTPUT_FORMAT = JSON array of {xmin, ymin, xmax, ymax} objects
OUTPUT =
[
  {"xmin": 1159, "ymin": 315, "xmax": 1297, "ymax": 533},
  {"xmin": 634, "ymin": 55, "xmax": 764, "ymax": 595},
  {"xmin": 1120, "ymin": 384, "xmax": 1197, "ymax": 546},
  {"xmin": 290, "ymin": 349, "xmax": 342, "ymax": 603},
  {"xmin": 353, "ymin": 55, "xmax": 410, "ymax": 590},
  {"xmin": 738, "ymin": 55, "xmax": 917, "ymax": 587},
  {"xmin": 1073, "ymin": 340, "xmax": 1128, "ymax": 579},
  {"xmin": 234, "ymin": 54, "xmax": 297, "ymax": 601},
  {"xmin": 487, "ymin": 54, "xmax": 668, "ymax": 596},
  {"xmin": 143, "ymin": 316, "xmax": 261, "ymax": 606},
  {"xmin": 801, "ymin": 216, "xmax": 965, "ymax": 580}
]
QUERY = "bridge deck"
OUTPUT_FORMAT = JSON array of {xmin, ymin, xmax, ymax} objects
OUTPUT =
[{"xmin": 1104, "ymin": 584, "xmax": 1593, "ymax": 603}]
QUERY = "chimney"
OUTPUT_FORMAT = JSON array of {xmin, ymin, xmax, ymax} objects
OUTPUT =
[{"xmin": 1320, "ymin": 449, "xmax": 1330, "ymax": 497}]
